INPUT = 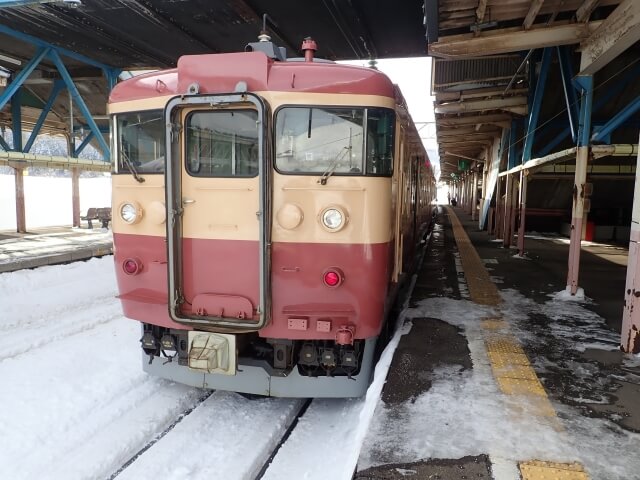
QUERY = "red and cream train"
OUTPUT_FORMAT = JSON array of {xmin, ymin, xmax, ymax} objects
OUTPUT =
[{"xmin": 109, "ymin": 37, "xmax": 435, "ymax": 397}]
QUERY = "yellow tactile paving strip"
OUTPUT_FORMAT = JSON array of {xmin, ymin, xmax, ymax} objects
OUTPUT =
[
  {"xmin": 519, "ymin": 461, "xmax": 589, "ymax": 480},
  {"xmin": 445, "ymin": 207, "xmax": 589, "ymax": 480},
  {"xmin": 449, "ymin": 210, "xmax": 503, "ymax": 306}
]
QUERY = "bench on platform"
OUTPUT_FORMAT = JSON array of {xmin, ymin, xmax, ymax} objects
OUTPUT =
[{"xmin": 82, "ymin": 207, "xmax": 111, "ymax": 228}]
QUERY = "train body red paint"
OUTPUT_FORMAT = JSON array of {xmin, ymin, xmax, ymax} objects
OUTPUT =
[{"xmin": 109, "ymin": 38, "xmax": 435, "ymax": 397}]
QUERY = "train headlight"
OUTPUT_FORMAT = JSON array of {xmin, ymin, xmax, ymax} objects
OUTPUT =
[
  {"xmin": 320, "ymin": 206, "xmax": 347, "ymax": 232},
  {"xmin": 119, "ymin": 201, "xmax": 143, "ymax": 224}
]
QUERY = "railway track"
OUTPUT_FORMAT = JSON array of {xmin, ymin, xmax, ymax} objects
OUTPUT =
[
  {"xmin": 253, "ymin": 398, "xmax": 313, "ymax": 480},
  {"xmin": 107, "ymin": 390, "xmax": 215, "ymax": 480},
  {"xmin": 106, "ymin": 389, "xmax": 310, "ymax": 480}
]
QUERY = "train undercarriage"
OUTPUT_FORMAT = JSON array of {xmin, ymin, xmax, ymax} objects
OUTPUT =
[{"xmin": 140, "ymin": 324, "xmax": 376, "ymax": 397}]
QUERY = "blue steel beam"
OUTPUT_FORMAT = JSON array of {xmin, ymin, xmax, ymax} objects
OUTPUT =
[
  {"xmin": 576, "ymin": 75, "xmax": 594, "ymax": 147},
  {"xmin": 508, "ymin": 120, "xmax": 518, "ymax": 169},
  {"xmin": 11, "ymin": 86, "xmax": 22, "ymax": 151},
  {"xmin": 0, "ymin": 133, "xmax": 10, "ymax": 151},
  {"xmin": 74, "ymin": 131, "xmax": 94, "ymax": 157},
  {"xmin": 0, "ymin": 0, "xmax": 56, "ymax": 6},
  {"xmin": 103, "ymin": 68, "xmax": 121, "ymax": 91},
  {"xmin": 0, "ymin": 24, "xmax": 113, "ymax": 71},
  {"xmin": 522, "ymin": 48, "xmax": 552, "ymax": 163},
  {"xmin": 23, "ymin": 80, "xmax": 64, "ymax": 153},
  {"xmin": 557, "ymin": 46, "xmax": 579, "ymax": 142},
  {"xmin": 48, "ymin": 49, "xmax": 110, "ymax": 160},
  {"xmin": 525, "ymin": 50, "xmax": 540, "ymax": 136},
  {"xmin": 537, "ymin": 62, "xmax": 640, "ymax": 157},
  {"xmin": 0, "ymin": 46, "xmax": 49, "ymax": 112},
  {"xmin": 592, "ymin": 95, "xmax": 640, "ymax": 142}
]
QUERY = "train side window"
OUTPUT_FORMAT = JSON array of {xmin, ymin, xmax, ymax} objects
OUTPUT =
[
  {"xmin": 116, "ymin": 110, "xmax": 165, "ymax": 173},
  {"xmin": 365, "ymin": 109, "xmax": 395, "ymax": 176},
  {"xmin": 186, "ymin": 110, "xmax": 259, "ymax": 177}
]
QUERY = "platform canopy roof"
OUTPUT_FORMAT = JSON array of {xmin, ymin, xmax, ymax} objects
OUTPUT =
[
  {"xmin": 426, "ymin": 0, "xmax": 640, "ymax": 179},
  {"xmin": 0, "ymin": 0, "xmax": 427, "ymax": 69},
  {"xmin": 0, "ymin": 0, "xmax": 429, "ymax": 149}
]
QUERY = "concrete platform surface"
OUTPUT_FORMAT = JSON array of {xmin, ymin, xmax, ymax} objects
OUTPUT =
[
  {"xmin": 0, "ymin": 226, "xmax": 112, "ymax": 273},
  {"xmin": 356, "ymin": 206, "xmax": 640, "ymax": 480}
]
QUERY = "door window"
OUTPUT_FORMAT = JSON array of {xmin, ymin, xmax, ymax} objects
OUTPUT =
[{"xmin": 186, "ymin": 110, "xmax": 259, "ymax": 177}]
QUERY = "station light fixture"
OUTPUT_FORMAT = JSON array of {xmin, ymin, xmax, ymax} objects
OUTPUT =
[
  {"xmin": 0, "ymin": 53, "xmax": 21, "ymax": 66},
  {"xmin": 0, "ymin": 66, "xmax": 10, "ymax": 87}
]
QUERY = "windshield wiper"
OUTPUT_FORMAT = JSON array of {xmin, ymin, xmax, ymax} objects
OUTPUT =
[
  {"xmin": 317, "ymin": 145, "xmax": 351, "ymax": 185},
  {"xmin": 318, "ymin": 127, "xmax": 354, "ymax": 186},
  {"xmin": 121, "ymin": 150, "xmax": 145, "ymax": 183}
]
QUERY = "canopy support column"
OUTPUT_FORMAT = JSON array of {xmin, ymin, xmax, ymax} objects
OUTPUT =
[
  {"xmin": 503, "ymin": 173, "xmax": 514, "ymax": 247},
  {"xmin": 622, "ymin": 134, "xmax": 640, "ymax": 353},
  {"xmin": 14, "ymin": 166, "xmax": 26, "ymax": 233},
  {"xmin": 517, "ymin": 172, "xmax": 528, "ymax": 255},
  {"xmin": 567, "ymin": 75, "xmax": 593, "ymax": 295},
  {"xmin": 495, "ymin": 177, "xmax": 504, "ymax": 239},
  {"xmin": 72, "ymin": 168, "xmax": 80, "ymax": 228}
]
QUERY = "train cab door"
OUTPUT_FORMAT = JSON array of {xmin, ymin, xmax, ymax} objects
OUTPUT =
[{"xmin": 164, "ymin": 93, "xmax": 271, "ymax": 331}]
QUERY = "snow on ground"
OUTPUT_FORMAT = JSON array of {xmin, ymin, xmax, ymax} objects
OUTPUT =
[
  {"xmin": 0, "ymin": 257, "xmax": 384, "ymax": 480},
  {"xmin": 501, "ymin": 288, "xmax": 619, "ymax": 352},
  {"xmin": 0, "ymin": 258, "xmax": 318, "ymax": 480},
  {"xmin": 0, "ymin": 258, "xmax": 119, "ymax": 358},
  {"xmin": 358, "ymin": 295, "xmax": 640, "ymax": 479},
  {"xmin": 0, "ymin": 258, "xmax": 203, "ymax": 480},
  {"xmin": 263, "ymin": 314, "xmax": 412, "ymax": 480},
  {"xmin": 118, "ymin": 392, "xmax": 303, "ymax": 480},
  {"xmin": 549, "ymin": 286, "xmax": 588, "ymax": 302},
  {"xmin": 0, "ymin": 174, "xmax": 111, "ymax": 230}
]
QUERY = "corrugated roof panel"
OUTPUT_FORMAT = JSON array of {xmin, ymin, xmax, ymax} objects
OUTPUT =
[{"xmin": 433, "ymin": 56, "xmax": 524, "ymax": 91}]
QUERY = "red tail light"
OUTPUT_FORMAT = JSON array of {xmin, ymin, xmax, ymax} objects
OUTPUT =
[
  {"xmin": 123, "ymin": 258, "xmax": 142, "ymax": 275},
  {"xmin": 323, "ymin": 268, "xmax": 343, "ymax": 287}
]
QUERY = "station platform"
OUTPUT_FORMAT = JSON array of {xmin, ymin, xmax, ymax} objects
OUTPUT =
[
  {"xmin": 355, "ymin": 205, "xmax": 640, "ymax": 480},
  {"xmin": 0, "ymin": 226, "xmax": 112, "ymax": 273}
]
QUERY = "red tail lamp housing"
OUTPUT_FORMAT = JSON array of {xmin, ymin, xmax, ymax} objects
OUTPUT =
[
  {"xmin": 323, "ymin": 268, "xmax": 344, "ymax": 288},
  {"xmin": 123, "ymin": 258, "xmax": 143, "ymax": 275}
]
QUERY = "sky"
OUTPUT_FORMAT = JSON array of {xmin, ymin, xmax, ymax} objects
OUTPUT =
[{"xmin": 341, "ymin": 57, "xmax": 440, "ymax": 178}]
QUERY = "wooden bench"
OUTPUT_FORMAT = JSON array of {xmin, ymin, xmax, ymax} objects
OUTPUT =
[
  {"xmin": 82, "ymin": 207, "xmax": 111, "ymax": 228},
  {"xmin": 96, "ymin": 208, "xmax": 112, "ymax": 228}
]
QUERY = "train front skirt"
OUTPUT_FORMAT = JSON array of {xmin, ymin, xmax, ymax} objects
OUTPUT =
[{"xmin": 143, "ymin": 337, "xmax": 377, "ymax": 398}]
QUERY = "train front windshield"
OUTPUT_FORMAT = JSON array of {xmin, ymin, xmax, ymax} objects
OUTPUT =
[
  {"xmin": 114, "ymin": 106, "xmax": 395, "ymax": 176},
  {"xmin": 275, "ymin": 106, "xmax": 395, "ymax": 176},
  {"xmin": 116, "ymin": 110, "xmax": 165, "ymax": 173}
]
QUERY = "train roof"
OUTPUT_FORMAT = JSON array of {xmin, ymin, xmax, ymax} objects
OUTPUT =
[{"xmin": 109, "ymin": 52, "xmax": 396, "ymax": 105}]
